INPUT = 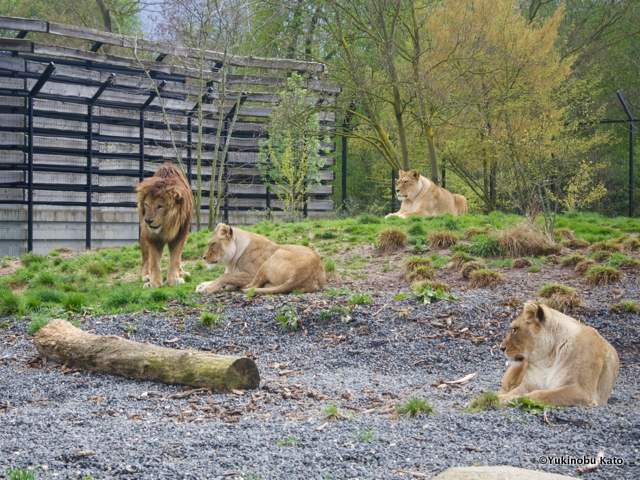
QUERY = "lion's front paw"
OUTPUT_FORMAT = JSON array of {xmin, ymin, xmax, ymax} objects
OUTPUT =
[
  {"xmin": 143, "ymin": 280, "xmax": 162, "ymax": 288},
  {"xmin": 196, "ymin": 281, "xmax": 217, "ymax": 294},
  {"xmin": 167, "ymin": 277, "xmax": 185, "ymax": 287},
  {"xmin": 141, "ymin": 274, "xmax": 150, "ymax": 281}
]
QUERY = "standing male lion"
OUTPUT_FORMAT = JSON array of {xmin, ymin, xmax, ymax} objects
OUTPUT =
[
  {"xmin": 195, "ymin": 223, "xmax": 325, "ymax": 294},
  {"xmin": 386, "ymin": 169, "xmax": 468, "ymax": 218},
  {"xmin": 498, "ymin": 302, "xmax": 619, "ymax": 407},
  {"xmin": 136, "ymin": 162, "xmax": 193, "ymax": 288}
]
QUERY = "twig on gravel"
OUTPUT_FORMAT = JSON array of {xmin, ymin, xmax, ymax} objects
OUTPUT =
[
  {"xmin": 543, "ymin": 410, "xmax": 556, "ymax": 428},
  {"xmin": 396, "ymin": 469, "xmax": 428, "ymax": 478},
  {"xmin": 74, "ymin": 450, "xmax": 96, "ymax": 458},
  {"xmin": 167, "ymin": 388, "xmax": 208, "ymax": 400},
  {"xmin": 373, "ymin": 304, "xmax": 389, "ymax": 317},
  {"xmin": 315, "ymin": 422, "xmax": 328, "ymax": 431},
  {"xmin": 464, "ymin": 446, "xmax": 484, "ymax": 452},
  {"xmin": 577, "ymin": 451, "xmax": 604, "ymax": 474}
]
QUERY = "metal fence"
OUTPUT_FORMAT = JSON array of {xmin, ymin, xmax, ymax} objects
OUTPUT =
[{"xmin": 0, "ymin": 16, "xmax": 339, "ymax": 255}]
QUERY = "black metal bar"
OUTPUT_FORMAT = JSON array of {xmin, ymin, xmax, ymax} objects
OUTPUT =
[
  {"xmin": 86, "ymin": 101, "xmax": 93, "ymax": 250},
  {"xmin": 156, "ymin": 53, "xmax": 167, "ymax": 62},
  {"xmin": 90, "ymin": 73, "xmax": 116, "ymax": 103},
  {"xmin": 89, "ymin": 42, "xmax": 103, "ymax": 53},
  {"xmin": 211, "ymin": 62, "xmax": 223, "ymax": 73},
  {"xmin": 16, "ymin": 30, "xmax": 28, "ymax": 39},
  {"xmin": 223, "ymin": 155, "xmax": 229, "ymax": 223},
  {"xmin": 303, "ymin": 193, "xmax": 308, "ymax": 218},
  {"xmin": 341, "ymin": 133, "xmax": 347, "ymax": 211},
  {"xmin": 391, "ymin": 169, "xmax": 397, "ymax": 214},
  {"xmin": 27, "ymin": 95, "xmax": 34, "ymax": 252},
  {"xmin": 29, "ymin": 62, "xmax": 56, "ymax": 97},
  {"xmin": 441, "ymin": 157, "xmax": 446, "ymax": 189},
  {"xmin": 139, "ymin": 110, "xmax": 145, "ymax": 182},
  {"xmin": 224, "ymin": 92, "xmax": 248, "ymax": 129},
  {"xmin": 617, "ymin": 90, "xmax": 636, "ymax": 218},
  {"xmin": 187, "ymin": 115, "xmax": 192, "ymax": 182}
]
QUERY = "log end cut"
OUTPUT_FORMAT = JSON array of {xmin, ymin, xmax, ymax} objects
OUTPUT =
[{"xmin": 226, "ymin": 357, "xmax": 260, "ymax": 390}]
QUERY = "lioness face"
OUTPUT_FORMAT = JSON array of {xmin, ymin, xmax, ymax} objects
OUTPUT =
[
  {"xmin": 141, "ymin": 193, "xmax": 175, "ymax": 235},
  {"xmin": 202, "ymin": 224, "xmax": 236, "ymax": 267},
  {"xmin": 500, "ymin": 303, "xmax": 544, "ymax": 363},
  {"xmin": 395, "ymin": 170, "xmax": 422, "ymax": 201}
]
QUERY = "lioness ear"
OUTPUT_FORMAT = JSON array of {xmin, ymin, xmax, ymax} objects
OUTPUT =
[
  {"xmin": 409, "ymin": 170, "xmax": 419, "ymax": 179},
  {"xmin": 399, "ymin": 170, "xmax": 405, "ymax": 176},
  {"xmin": 536, "ymin": 304, "xmax": 545, "ymax": 323},
  {"xmin": 217, "ymin": 223, "xmax": 233, "ymax": 238}
]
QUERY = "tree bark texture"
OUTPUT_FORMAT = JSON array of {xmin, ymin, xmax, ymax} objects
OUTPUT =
[{"xmin": 33, "ymin": 320, "xmax": 260, "ymax": 391}]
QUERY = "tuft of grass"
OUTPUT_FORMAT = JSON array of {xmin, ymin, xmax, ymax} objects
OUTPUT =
[
  {"xmin": 554, "ymin": 228, "xmax": 575, "ymax": 240},
  {"xmin": 611, "ymin": 300, "xmax": 640, "ymax": 314},
  {"xmin": 468, "ymin": 234, "xmax": 501, "ymax": 257},
  {"xmin": 527, "ymin": 266, "xmax": 540, "ymax": 273},
  {"xmin": 507, "ymin": 396, "xmax": 561, "ymax": 414},
  {"xmin": 563, "ymin": 238, "xmax": 590, "ymax": 250},
  {"xmin": 5, "ymin": 467, "xmax": 36, "ymax": 480},
  {"xmin": 618, "ymin": 259, "xmax": 640, "ymax": 271},
  {"xmin": 622, "ymin": 237, "xmax": 640, "ymax": 252},
  {"xmin": 449, "ymin": 251, "xmax": 476, "ymax": 269},
  {"xmin": 606, "ymin": 253, "xmax": 632, "ymax": 268},
  {"xmin": 402, "ymin": 256, "xmax": 432, "ymax": 276},
  {"xmin": 411, "ymin": 280, "xmax": 450, "ymax": 292},
  {"xmin": 276, "ymin": 306, "xmax": 301, "ymax": 330},
  {"xmin": 316, "ymin": 230, "xmax": 338, "ymax": 239},
  {"xmin": 407, "ymin": 222, "xmax": 426, "ymax": 236},
  {"xmin": 0, "ymin": 290, "xmax": 24, "ymax": 317},
  {"xmin": 412, "ymin": 284, "xmax": 459, "ymax": 304},
  {"xmin": 352, "ymin": 428, "xmax": 378, "ymax": 443},
  {"xmin": 20, "ymin": 252, "xmax": 47, "ymax": 267},
  {"xmin": 538, "ymin": 283, "xmax": 576, "ymax": 298},
  {"xmin": 428, "ymin": 230, "xmax": 460, "ymax": 250},
  {"xmin": 469, "ymin": 269, "xmax": 503, "ymax": 288},
  {"xmin": 28, "ymin": 316, "xmax": 49, "ymax": 335},
  {"xmin": 357, "ymin": 214, "xmax": 381, "ymax": 224},
  {"xmin": 589, "ymin": 241, "xmax": 621, "ymax": 253},
  {"xmin": 199, "ymin": 312, "xmax": 224, "ymax": 328},
  {"xmin": 396, "ymin": 396, "xmax": 434, "ymax": 418},
  {"xmin": 584, "ymin": 265, "xmax": 621, "ymax": 286},
  {"xmin": 377, "ymin": 228, "xmax": 407, "ymax": 254},
  {"xmin": 348, "ymin": 292, "xmax": 372, "ymax": 306},
  {"xmin": 62, "ymin": 292, "xmax": 87, "ymax": 313},
  {"xmin": 33, "ymin": 271, "xmax": 56, "ymax": 287},
  {"xmin": 322, "ymin": 403, "xmax": 349, "ymax": 421},
  {"xmin": 591, "ymin": 250, "xmax": 611, "ymax": 262},
  {"xmin": 104, "ymin": 287, "xmax": 138, "ymax": 311},
  {"xmin": 574, "ymin": 259, "xmax": 596, "ymax": 276},
  {"xmin": 460, "ymin": 260, "xmax": 486, "ymax": 280},
  {"xmin": 464, "ymin": 392, "xmax": 504, "ymax": 412},
  {"xmin": 275, "ymin": 437, "xmax": 298, "ymax": 447},
  {"xmin": 406, "ymin": 265, "xmax": 435, "ymax": 282},
  {"xmin": 497, "ymin": 223, "xmax": 560, "ymax": 257},
  {"xmin": 512, "ymin": 258, "xmax": 533, "ymax": 269},
  {"xmin": 544, "ymin": 293, "xmax": 582, "ymax": 313},
  {"xmin": 464, "ymin": 226, "xmax": 485, "ymax": 239},
  {"xmin": 559, "ymin": 253, "xmax": 585, "ymax": 267},
  {"xmin": 323, "ymin": 258, "xmax": 340, "ymax": 281}
]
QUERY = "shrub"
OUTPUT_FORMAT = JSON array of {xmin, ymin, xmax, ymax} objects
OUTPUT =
[
  {"xmin": 574, "ymin": 259, "xmax": 596, "ymax": 276},
  {"xmin": 611, "ymin": 300, "xmax": 640, "ymax": 314},
  {"xmin": 460, "ymin": 260, "xmax": 486, "ymax": 279},
  {"xmin": 276, "ymin": 306, "xmax": 301, "ymax": 329},
  {"xmin": 406, "ymin": 266, "xmax": 434, "ymax": 282},
  {"xmin": 559, "ymin": 254, "xmax": 585, "ymax": 267},
  {"xmin": 512, "ymin": 258, "xmax": 533, "ymax": 269},
  {"xmin": 412, "ymin": 284, "xmax": 459, "ymax": 304},
  {"xmin": 464, "ymin": 392, "xmax": 504, "ymax": 412},
  {"xmin": 407, "ymin": 222, "xmax": 426, "ymax": 236},
  {"xmin": 468, "ymin": 234, "xmax": 501, "ymax": 257},
  {"xmin": 199, "ymin": 312, "xmax": 224, "ymax": 327},
  {"xmin": 584, "ymin": 266, "xmax": 620, "ymax": 286},
  {"xmin": 396, "ymin": 397, "xmax": 434, "ymax": 418},
  {"xmin": 377, "ymin": 228, "xmax": 407, "ymax": 254},
  {"xmin": 497, "ymin": 223, "xmax": 560, "ymax": 257},
  {"xmin": 428, "ymin": 230, "xmax": 460, "ymax": 250},
  {"xmin": 357, "ymin": 214, "xmax": 381, "ymax": 224},
  {"xmin": 469, "ymin": 269, "xmax": 503, "ymax": 288},
  {"xmin": 402, "ymin": 256, "xmax": 432, "ymax": 276}
]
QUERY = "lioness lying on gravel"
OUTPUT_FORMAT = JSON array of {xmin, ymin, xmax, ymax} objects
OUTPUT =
[
  {"xmin": 195, "ymin": 223, "xmax": 326, "ymax": 294},
  {"xmin": 386, "ymin": 169, "xmax": 467, "ymax": 218},
  {"xmin": 498, "ymin": 302, "xmax": 619, "ymax": 407}
]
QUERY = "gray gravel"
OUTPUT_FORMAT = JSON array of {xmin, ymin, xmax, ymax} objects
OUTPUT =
[{"xmin": 0, "ymin": 282, "xmax": 639, "ymax": 479}]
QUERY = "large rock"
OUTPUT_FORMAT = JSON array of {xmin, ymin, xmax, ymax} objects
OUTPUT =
[{"xmin": 433, "ymin": 466, "xmax": 575, "ymax": 480}]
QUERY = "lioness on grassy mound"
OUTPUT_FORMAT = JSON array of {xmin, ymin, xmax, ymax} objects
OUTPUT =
[
  {"xmin": 386, "ymin": 169, "xmax": 468, "ymax": 218},
  {"xmin": 195, "ymin": 223, "xmax": 326, "ymax": 294},
  {"xmin": 498, "ymin": 302, "xmax": 619, "ymax": 407},
  {"xmin": 136, "ymin": 162, "xmax": 193, "ymax": 288}
]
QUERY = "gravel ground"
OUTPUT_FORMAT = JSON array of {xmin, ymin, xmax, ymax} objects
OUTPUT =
[{"xmin": 1, "ymin": 271, "xmax": 639, "ymax": 480}]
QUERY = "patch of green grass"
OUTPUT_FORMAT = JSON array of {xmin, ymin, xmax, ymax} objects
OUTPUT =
[
  {"xmin": 28, "ymin": 315, "xmax": 49, "ymax": 335},
  {"xmin": 584, "ymin": 265, "xmax": 621, "ymax": 286},
  {"xmin": 20, "ymin": 252, "xmax": 47, "ymax": 267},
  {"xmin": 324, "ymin": 287, "xmax": 351, "ymax": 296},
  {"xmin": 348, "ymin": 292, "xmax": 372, "ymax": 306},
  {"xmin": 464, "ymin": 392, "xmax": 504, "ymax": 412},
  {"xmin": 352, "ymin": 428, "xmax": 379, "ymax": 443},
  {"xmin": 469, "ymin": 269, "xmax": 503, "ymax": 288},
  {"xmin": 357, "ymin": 214, "xmax": 381, "ymax": 224},
  {"xmin": 606, "ymin": 253, "xmax": 631, "ymax": 268},
  {"xmin": 412, "ymin": 284, "xmax": 459, "ymax": 304},
  {"xmin": 199, "ymin": 311, "xmax": 224, "ymax": 327},
  {"xmin": 507, "ymin": 396, "xmax": 561, "ymax": 414},
  {"xmin": 406, "ymin": 266, "xmax": 434, "ymax": 282},
  {"xmin": 62, "ymin": 292, "xmax": 87, "ymax": 313},
  {"xmin": 104, "ymin": 287, "xmax": 139, "ymax": 311},
  {"xmin": 407, "ymin": 222, "xmax": 426, "ymax": 236},
  {"xmin": 488, "ymin": 258, "xmax": 513, "ymax": 268},
  {"xmin": 429, "ymin": 254, "xmax": 451, "ymax": 269},
  {"xmin": 4, "ymin": 467, "xmax": 36, "ymax": 480},
  {"xmin": 275, "ymin": 437, "xmax": 298, "ymax": 447},
  {"xmin": 538, "ymin": 283, "xmax": 575, "ymax": 297},
  {"xmin": 276, "ymin": 306, "xmax": 301, "ymax": 330},
  {"xmin": 0, "ymin": 290, "xmax": 24, "ymax": 317},
  {"xmin": 468, "ymin": 234, "xmax": 501, "ymax": 257},
  {"xmin": 322, "ymin": 403, "xmax": 349, "ymax": 421},
  {"xmin": 527, "ymin": 266, "xmax": 540, "ymax": 273},
  {"xmin": 318, "ymin": 310, "xmax": 332, "ymax": 321},
  {"xmin": 611, "ymin": 300, "xmax": 640, "ymax": 314},
  {"xmin": 32, "ymin": 270, "xmax": 56, "ymax": 287},
  {"xmin": 396, "ymin": 396, "xmax": 434, "ymax": 418}
]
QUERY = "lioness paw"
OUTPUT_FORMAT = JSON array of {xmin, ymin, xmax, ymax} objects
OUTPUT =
[
  {"xmin": 196, "ymin": 281, "xmax": 216, "ymax": 294},
  {"xmin": 143, "ymin": 280, "xmax": 162, "ymax": 288},
  {"xmin": 167, "ymin": 277, "xmax": 185, "ymax": 287}
]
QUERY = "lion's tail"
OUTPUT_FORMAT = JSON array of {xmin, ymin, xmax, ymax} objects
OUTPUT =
[{"xmin": 249, "ymin": 278, "xmax": 300, "ymax": 294}]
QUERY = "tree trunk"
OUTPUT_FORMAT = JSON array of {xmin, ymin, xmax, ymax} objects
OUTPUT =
[{"xmin": 33, "ymin": 320, "xmax": 260, "ymax": 391}]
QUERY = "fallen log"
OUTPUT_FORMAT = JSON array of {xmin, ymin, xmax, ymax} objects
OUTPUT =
[{"xmin": 33, "ymin": 320, "xmax": 259, "ymax": 391}]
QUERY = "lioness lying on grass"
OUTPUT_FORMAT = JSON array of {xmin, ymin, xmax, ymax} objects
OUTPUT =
[
  {"xmin": 498, "ymin": 302, "xmax": 619, "ymax": 407},
  {"xmin": 195, "ymin": 223, "xmax": 326, "ymax": 294}
]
